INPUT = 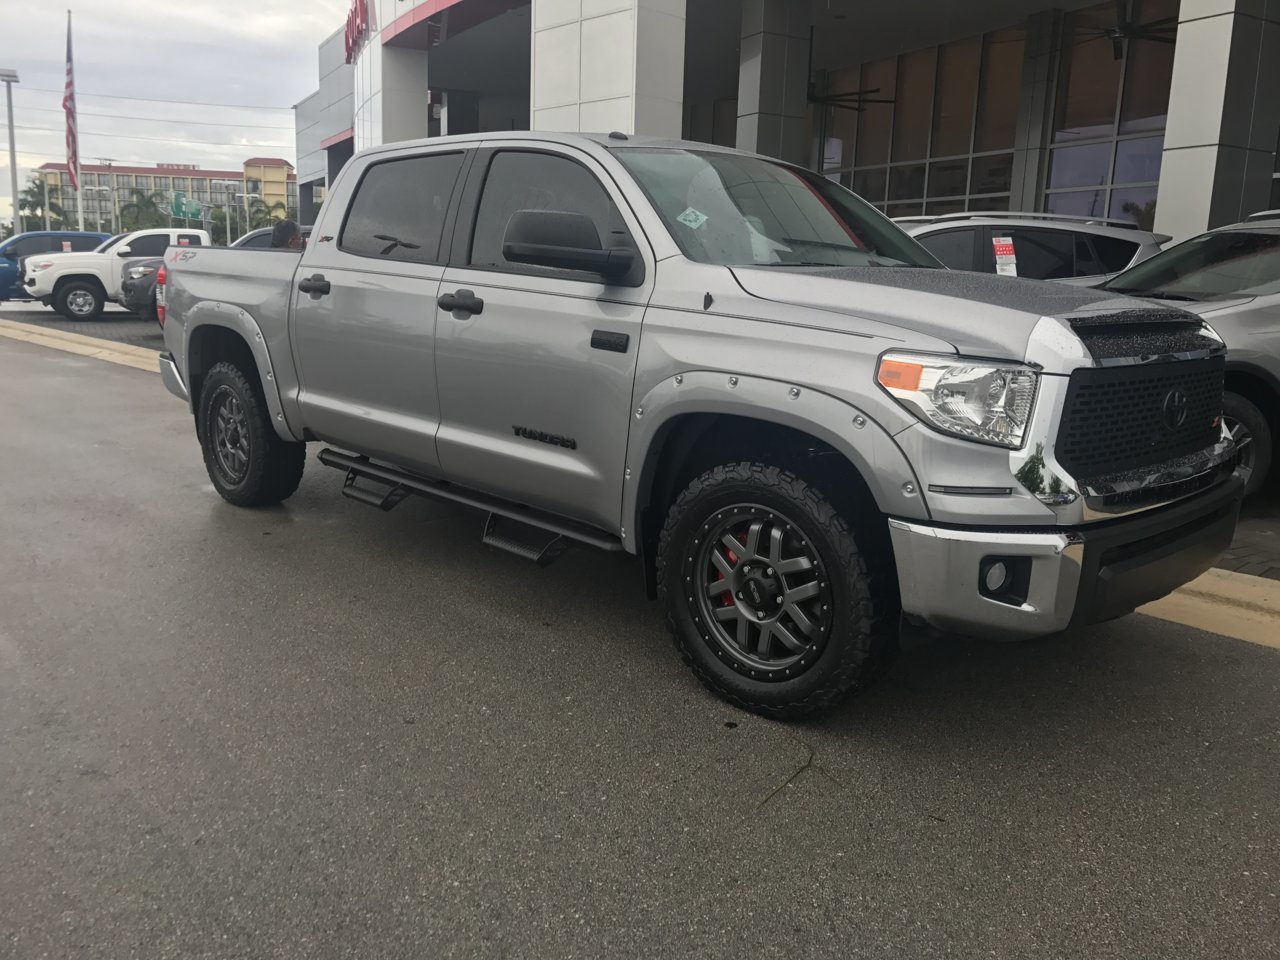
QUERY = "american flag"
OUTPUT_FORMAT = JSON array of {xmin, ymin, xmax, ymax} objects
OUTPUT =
[{"xmin": 63, "ymin": 12, "xmax": 79, "ymax": 192}]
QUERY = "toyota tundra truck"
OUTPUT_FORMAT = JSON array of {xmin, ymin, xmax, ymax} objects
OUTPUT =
[{"xmin": 156, "ymin": 133, "xmax": 1243, "ymax": 717}]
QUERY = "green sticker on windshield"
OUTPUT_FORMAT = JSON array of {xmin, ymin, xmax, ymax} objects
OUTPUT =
[{"xmin": 677, "ymin": 208, "xmax": 708, "ymax": 230}]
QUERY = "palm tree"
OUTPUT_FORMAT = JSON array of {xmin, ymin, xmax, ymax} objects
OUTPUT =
[
  {"xmin": 18, "ymin": 175, "xmax": 66, "ymax": 231},
  {"xmin": 1121, "ymin": 199, "xmax": 1157, "ymax": 233},
  {"xmin": 244, "ymin": 197, "xmax": 288, "ymax": 230},
  {"xmin": 119, "ymin": 189, "xmax": 169, "ymax": 230}
]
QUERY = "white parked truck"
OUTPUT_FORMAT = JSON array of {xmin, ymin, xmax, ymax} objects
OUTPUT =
[{"xmin": 24, "ymin": 227, "xmax": 210, "ymax": 320}]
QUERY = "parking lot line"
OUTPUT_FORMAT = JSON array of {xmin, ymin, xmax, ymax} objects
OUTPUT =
[
  {"xmin": 1139, "ymin": 567, "xmax": 1280, "ymax": 649},
  {"xmin": 0, "ymin": 318, "xmax": 159, "ymax": 373}
]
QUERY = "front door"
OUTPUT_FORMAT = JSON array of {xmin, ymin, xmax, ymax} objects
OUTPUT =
[
  {"xmin": 434, "ymin": 145, "xmax": 653, "ymax": 532},
  {"xmin": 290, "ymin": 147, "xmax": 471, "ymax": 476}
]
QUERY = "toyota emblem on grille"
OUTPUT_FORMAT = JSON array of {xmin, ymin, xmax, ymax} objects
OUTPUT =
[{"xmin": 1162, "ymin": 389, "xmax": 1189, "ymax": 430}]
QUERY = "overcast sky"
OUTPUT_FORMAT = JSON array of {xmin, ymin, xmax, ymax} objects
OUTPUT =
[{"xmin": 1, "ymin": 0, "xmax": 349, "ymax": 214}]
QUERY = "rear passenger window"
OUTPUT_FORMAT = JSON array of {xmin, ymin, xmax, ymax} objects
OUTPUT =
[
  {"xmin": 918, "ymin": 229, "xmax": 976, "ymax": 271},
  {"xmin": 177, "ymin": 234, "xmax": 204, "ymax": 247},
  {"xmin": 128, "ymin": 234, "xmax": 170, "ymax": 257},
  {"xmin": 341, "ymin": 152, "xmax": 465, "ymax": 264},
  {"xmin": 1074, "ymin": 234, "xmax": 1105, "ymax": 277},
  {"xmin": 1006, "ymin": 229, "xmax": 1074, "ymax": 280},
  {"xmin": 1090, "ymin": 234, "xmax": 1141, "ymax": 273},
  {"xmin": 69, "ymin": 236, "xmax": 101, "ymax": 251},
  {"xmin": 238, "ymin": 232, "xmax": 271, "ymax": 249},
  {"xmin": 470, "ymin": 151, "xmax": 630, "ymax": 276}
]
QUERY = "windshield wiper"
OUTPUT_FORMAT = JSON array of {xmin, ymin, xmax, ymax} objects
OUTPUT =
[
  {"xmin": 1109, "ymin": 289, "xmax": 1200, "ymax": 302},
  {"xmin": 374, "ymin": 234, "xmax": 421, "ymax": 256}
]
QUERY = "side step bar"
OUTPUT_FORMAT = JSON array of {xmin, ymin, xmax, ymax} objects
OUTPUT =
[{"xmin": 318, "ymin": 448, "xmax": 624, "ymax": 560}]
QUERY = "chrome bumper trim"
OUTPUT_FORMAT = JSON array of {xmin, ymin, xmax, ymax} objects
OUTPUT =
[
  {"xmin": 159, "ymin": 353, "xmax": 188, "ymax": 403},
  {"xmin": 888, "ymin": 519, "xmax": 1085, "ymax": 641}
]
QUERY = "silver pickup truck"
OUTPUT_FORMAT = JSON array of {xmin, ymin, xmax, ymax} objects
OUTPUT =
[{"xmin": 157, "ymin": 132, "xmax": 1243, "ymax": 717}]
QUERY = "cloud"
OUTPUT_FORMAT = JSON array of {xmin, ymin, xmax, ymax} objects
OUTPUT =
[{"xmin": 1, "ymin": 0, "xmax": 349, "ymax": 212}]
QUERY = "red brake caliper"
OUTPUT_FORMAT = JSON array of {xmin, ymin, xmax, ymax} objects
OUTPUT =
[{"xmin": 719, "ymin": 532, "xmax": 743, "ymax": 606}]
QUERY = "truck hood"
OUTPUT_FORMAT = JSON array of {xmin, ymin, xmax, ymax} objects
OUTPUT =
[
  {"xmin": 729, "ymin": 266, "xmax": 1187, "ymax": 359},
  {"xmin": 23, "ymin": 251, "xmax": 108, "ymax": 272}
]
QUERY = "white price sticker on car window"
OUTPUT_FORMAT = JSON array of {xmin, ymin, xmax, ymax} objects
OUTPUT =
[
  {"xmin": 993, "ymin": 236, "xmax": 1018, "ymax": 276},
  {"xmin": 677, "ymin": 208, "xmax": 708, "ymax": 230}
]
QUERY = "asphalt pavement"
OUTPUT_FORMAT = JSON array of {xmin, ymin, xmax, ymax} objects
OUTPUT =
[{"xmin": 1, "ymin": 337, "xmax": 1278, "ymax": 959}]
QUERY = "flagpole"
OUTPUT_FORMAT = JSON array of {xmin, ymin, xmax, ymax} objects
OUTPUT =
[{"xmin": 66, "ymin": 10, "xmax": 83, "ymax": 230}]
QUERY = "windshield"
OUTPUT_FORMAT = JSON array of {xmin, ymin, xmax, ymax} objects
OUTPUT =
[
  {"xmin": 1103, "ymin": 229, "xmax": 1280, "ymax": 301},
  {"xmin": 614, "ymin": 148, "xmax": 940, "ymax": 269},
  {"xmin": 95, "ymin": 233, "xmax": 128, "ymax": 254}
]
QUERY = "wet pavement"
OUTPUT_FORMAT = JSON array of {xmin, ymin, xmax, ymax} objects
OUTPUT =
[{"xmin": 2, "ymin": 336, "xmax": 1278, "ymax": 959}]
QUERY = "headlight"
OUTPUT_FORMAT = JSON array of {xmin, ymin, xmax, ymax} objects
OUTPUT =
[
  {"xmin": 127, "ymin": 265, "xmax": 156, "ymax": 280},
  {"xmin": 28, "ymin": 260, "xmax": 55, "ymax": 273},
  {"xmin": 877, "ymin": 352, "xmax": 1039, "ymax": 449}
]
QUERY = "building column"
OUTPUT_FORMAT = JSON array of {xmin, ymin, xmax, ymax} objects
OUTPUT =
[
  {"xmin": 299, "ymin": 182, "xmax": 317, "ymax": 227},
  {"xmin": 1010, "ymin": 11, "xmax": 1059, "ymax": 212},
  {"xmin": 380, "ymin": 46, "xmax": 432, "ymax": 143},
  {"xmin": 1155, "ymin": 0, "xmax": 1280, "ymax": 239},
  {"xmin": 530, "ymin": 0, "xmax": 686, "ymax": 136},
  {"xmin": 734, "ymin": 0, "xmax": 811, "ymax": 164}
]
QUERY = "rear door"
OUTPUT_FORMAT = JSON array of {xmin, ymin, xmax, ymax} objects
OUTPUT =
[
  {"xmin": 289, "ymin": 145, "xmax": 472, "ymax": 476},
  {"xmin": 432, "ymin": 143, "xmax": 653, "ymax": 532}
]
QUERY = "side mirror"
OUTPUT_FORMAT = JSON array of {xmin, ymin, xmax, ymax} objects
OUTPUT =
[
  {"xmin": 502, "ymin": 210, "xmax": 635, "ymax": 282},
  {"xmin": 116, "ymin": 245, "xmax": 133, "ymax": 258}
]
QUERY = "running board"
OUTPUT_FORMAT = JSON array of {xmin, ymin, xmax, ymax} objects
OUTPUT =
[{"xmin": 317, "ymin": 448, "xmax": 624, "ymax": 558}]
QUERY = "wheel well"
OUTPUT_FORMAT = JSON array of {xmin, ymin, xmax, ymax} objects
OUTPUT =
[
  {"xmin": 636, "ymin": 413, "xmax": 892, "ymax": 599},
  {"xmin": 187, "ymin": 324, "xmax": 259, "ymax": 424},
  {"xmin": 1225, "ymin": 368, "xmax": 1280, "ymax": 427},
  {"xmin": 53, "ymin": 274, "xmax": 106, "ymax": 297}
]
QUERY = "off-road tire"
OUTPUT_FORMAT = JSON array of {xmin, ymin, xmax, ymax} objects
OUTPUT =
[
  {"xmin": 657, "ymin": 461, "xmax": 896, "ymax": 719},
  {"xmin": 54, "ymin": 280, "xmax": 104, "ymax": 320},
  {"xmin": 197, "ymin": 361, "xmax": 305, "ymax": 507},
  {"xmin": 1223, "ymin": 391, "xmax": 1273, "ymax": 498}
]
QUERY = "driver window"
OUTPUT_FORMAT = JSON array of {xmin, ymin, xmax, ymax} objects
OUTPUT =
[{"xmin": 469, "ymin": 151, "xmax": 630, "ymax": 275}]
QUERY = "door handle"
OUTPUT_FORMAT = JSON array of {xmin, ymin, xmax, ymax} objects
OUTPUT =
[
  {"xmin": 298, "ymin": 273, "xmax": 331, "ymax": 296},
  {"xmin": 438, "ymin": 289, "xmax": 484, "ymax": 315}
]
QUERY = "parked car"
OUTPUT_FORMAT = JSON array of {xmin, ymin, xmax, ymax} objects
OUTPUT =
[
  {"xmin": 0, "ymin": 230, "xmax": 108, "ymax": 301},
  {"xmin": 156, "ymin": 133, "xmax": 1241, "ymax": 718},
  {"xmin": 119, "ymin": 257, "xmax": 164, "ymax": 324},
  {"xmin": 1100, "ymin": 216, "xmax": 1280, "ymax": 497},
  {"xmin": 897, "ymin": 213, "xmax": 1168, "ymax": 285},
  {"xmin": 232, "ymin": 225, "xmax": 312, "ymax": 248},
  {"xmin": 23, "ymin": 227, "xmax": 210, "ymax": 320}
]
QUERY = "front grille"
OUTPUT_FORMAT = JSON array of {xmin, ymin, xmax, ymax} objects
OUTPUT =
[{"xmin": 1057, "ymin": 358, "xmax": 1223, "ymax": 480}]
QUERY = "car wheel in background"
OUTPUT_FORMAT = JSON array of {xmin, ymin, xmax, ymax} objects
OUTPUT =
[
  {"xmin": 1223, "ymin": 391, "xmax": 1273, "ymax": 498},
  {"xmin": 54, "ymin": 281, "xmax": 104, "ymax": 321}
]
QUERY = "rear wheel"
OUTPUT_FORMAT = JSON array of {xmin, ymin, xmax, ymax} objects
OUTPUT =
[
  {"xmin": 1223, "ymin": 391, "xmax": 1273, "ymax": 497},
  {"xmin": 657, "ymin": 461, "xmax": 895, "ymax": 719},
  {"xmin": 197, "ymin": 361, "xmax": 305, "ymax": 507},
  {"xmin": 54, "ymin": 281, "xmax": 104, "ymax": 320}
]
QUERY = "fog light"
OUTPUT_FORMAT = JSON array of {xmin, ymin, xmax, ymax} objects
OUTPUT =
[
  {"xmin": 979, "ymin": 556, "xmax": 1032, "ymax": 606},
  {"xmin": 984, "ymin": 561, "xmax": 1009, "ymax": 593}
]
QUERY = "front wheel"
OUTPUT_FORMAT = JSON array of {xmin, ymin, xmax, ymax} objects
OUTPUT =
[
  {"xmin": 1223, "ymin": 391, "xmax": 1273, "ymax": 498},
  {"xmin": 657, "ymin": 462, "xmax": 896, "ymax": 719},
  {"xmin": 197, "ymin": 361, "xmax": 306, "ymax": 507},
  {"xmin": 54, "ymin": 281, "xmax": 104, "ymax": 320}
]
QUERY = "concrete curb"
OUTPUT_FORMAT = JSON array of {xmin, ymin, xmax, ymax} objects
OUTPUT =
[
  {"xmin": 0, "ymin": 318, "xmax": 160, "ymax": 374},
  {"xmin": 1140, "ymin": 567, "xmax": 1280, "ymax": 649}
]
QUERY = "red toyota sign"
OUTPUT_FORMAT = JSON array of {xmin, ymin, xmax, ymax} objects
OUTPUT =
[{"xmin": 345, "ymin": 0, "xmax": 370, "ymax": 64}]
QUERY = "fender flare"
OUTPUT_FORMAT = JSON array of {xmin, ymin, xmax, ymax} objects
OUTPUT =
[
  {"xmin": 621, "ymin": 370, "xmax": 929, "ymax": 553},
  {"xmin": 183, "ymin": 300, "xmax": 301, "ymax": 442}
]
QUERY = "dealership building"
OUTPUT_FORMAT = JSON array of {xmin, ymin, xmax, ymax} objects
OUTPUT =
[{"xmin": 294, "ymin": 0, "xmax": 1280, "ymax": 239}]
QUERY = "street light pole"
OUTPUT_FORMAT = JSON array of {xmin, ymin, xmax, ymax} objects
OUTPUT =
[{"xmin": 1, "ymin": 69, "xmax": 20, "ymax": 237}]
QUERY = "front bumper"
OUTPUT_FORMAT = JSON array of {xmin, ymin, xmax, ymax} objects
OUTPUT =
[
  {"xmin": 159, "ymin": 352, "xmax": 189, "ymax": 403},
  {"xmin": 889, "ymin": 472, "xmax": 1243, "ymax": 640},
  {"xmin": 23, "ymin": 274, "xmax": 53, "ymax": 298}
]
